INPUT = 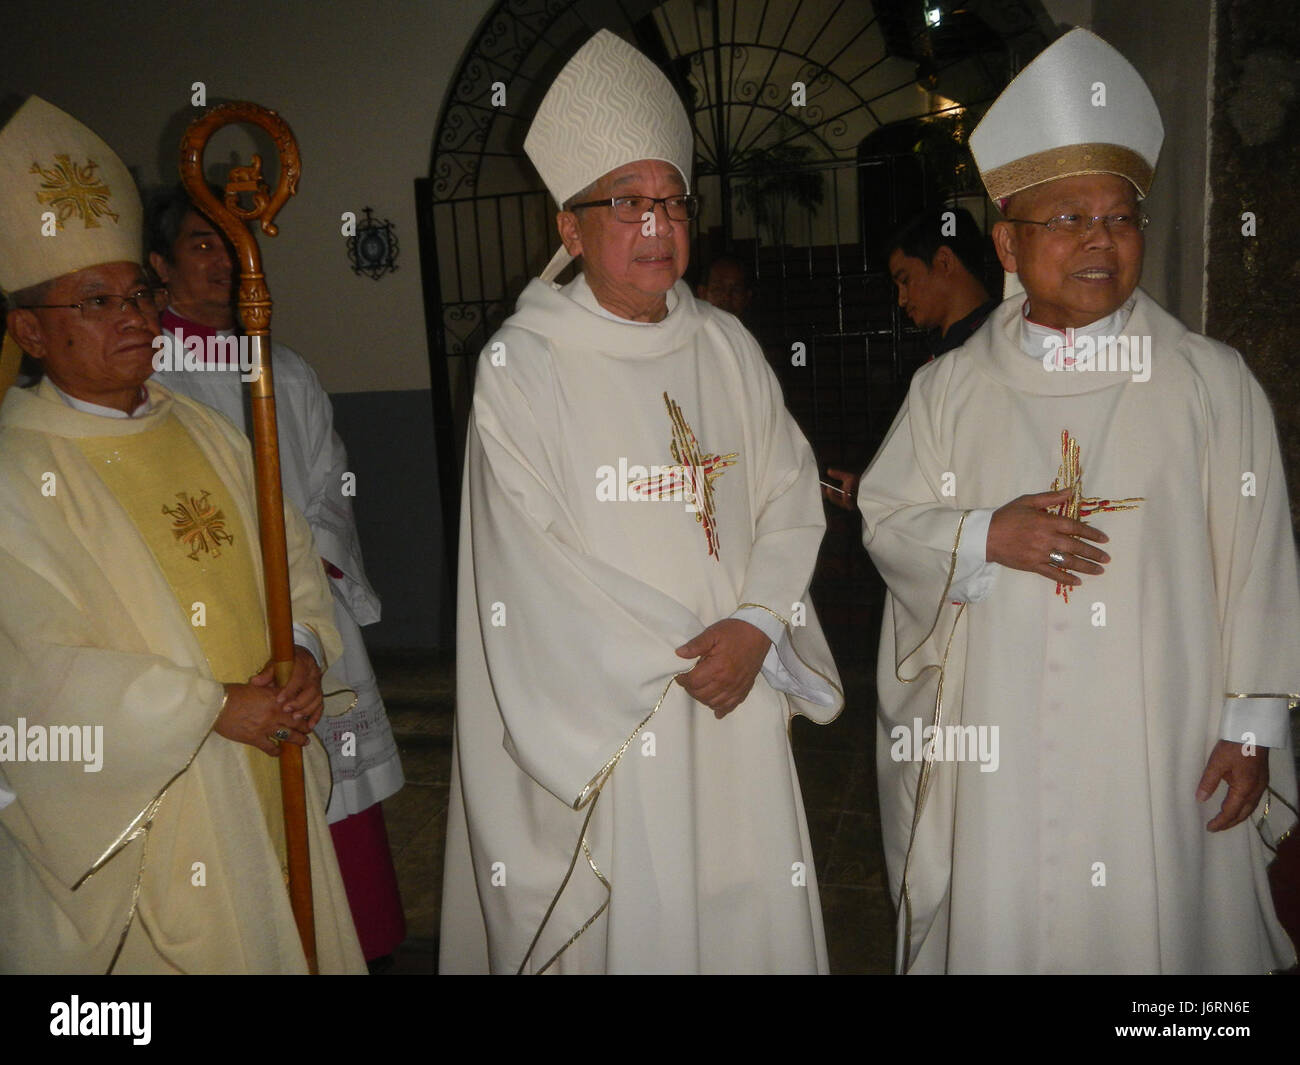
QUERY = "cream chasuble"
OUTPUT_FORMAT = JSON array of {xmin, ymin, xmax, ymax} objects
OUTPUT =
[
  {"xmin": 74, "ymin": 417, "xmax": 286, "ymax": 863},
  {"xmin": 441, "ymin": 276, "xmax": 843, "ymax": 974},
  {"xmin": 859, "ymin": 289, "xmax": 1300, "ymax": 974},
  {"xmin": 153, "ymin": 338, "xmax": 403, "ymax": 821},
  {"xmin": 0, "ymin": 380, "xmax": 365, "ymax": 973}
]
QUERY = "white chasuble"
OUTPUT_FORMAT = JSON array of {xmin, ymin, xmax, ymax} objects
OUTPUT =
[
  {"xmin": 0, "ymin": 380, "xmax": 365, "ymax": 973},
  {"xmin": 859, "ymin": 290, "xmax": 1299, "ymax": 974},
  {"xmin": 441, "ymin": 276, "xmax": 842, "ymax": 973}
]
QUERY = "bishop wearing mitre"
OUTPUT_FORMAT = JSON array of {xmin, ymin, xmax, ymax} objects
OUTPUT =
[
  {"xmin": 440, "ymin": 30, "xmax": 843, "ymax": 974},
  {"xmin": 0, "ymin": 96, "xmax": 364, "ymax": 973},
  {"xmin": 858, "ymin": 29, "xmax": 1299, "ymax": 974}
]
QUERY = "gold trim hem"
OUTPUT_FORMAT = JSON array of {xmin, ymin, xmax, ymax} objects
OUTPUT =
[
  {"xmin": 517, "ymin": 672, "xmax": 680, "ymax": 974},
  {"xmin": 893, "ymin": 510, "xmax": 969, "ymax": 975}
]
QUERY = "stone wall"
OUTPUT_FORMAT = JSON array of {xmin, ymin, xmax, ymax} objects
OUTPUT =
[{"xmin": 1206, "ymin": 0, "xmax": 1300, "ymax": 531}]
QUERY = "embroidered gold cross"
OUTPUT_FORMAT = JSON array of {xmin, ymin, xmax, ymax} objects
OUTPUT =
[
  {"xmin": 163, "ymin": 490, "xmax": 234, "ymax": 560},
  {"xmin": 628, "ymin": 393, "xmax": 737, "ymax": 559},
  {"xmin": 1049, "ymin": 429, "xmax": 1142, "ymax": 602},
  {"xmin": 30, "ymin": 154, "xmax": 118, "ymax": 229}
]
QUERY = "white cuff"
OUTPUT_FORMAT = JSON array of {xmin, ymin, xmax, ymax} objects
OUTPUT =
[
  {"xmin": 730, "ymin": 606, "xmax": 836, "ymax": 707},
  {"xmin": 292, "ymin": 623, "xmax": 325, "ymax": 670},
  {"xmin": 731, "ymin": 605, "xmax": 785, "ymax": 645},
  {"xmin": 1218, "ymin": 697, "xmax": 1290, "ymax": 750},
  {"xmin": 950, "ymin": 507, "xmax": 999, "ymax": 603}
]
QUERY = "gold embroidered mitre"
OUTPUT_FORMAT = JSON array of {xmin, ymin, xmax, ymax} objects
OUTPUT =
[
  {"xmin": 0, "ymin": 95, "xmax": 141, "ymax": 294},
  {"xmin": 970, "ymin": 29, "xmax": 1164, "ymax": 202}
]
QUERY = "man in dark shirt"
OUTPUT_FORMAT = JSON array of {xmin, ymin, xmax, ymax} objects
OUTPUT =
[
  {"xmin": 824, "ymin": 208, "xmax": 1001, "ymax": 507},
  {"xmin": 887, "ymin": 206, "xmax": 999, "ymax": 357}
]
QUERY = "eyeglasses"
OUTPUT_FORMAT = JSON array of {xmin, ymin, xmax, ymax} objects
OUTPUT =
[
  {"xmin": 24, "ymin": 285, "xmax": 168, "ymax": 320},
  {"xmin": 566, "ymin": 194, "xmax": 701, "ymax": 223},
  {"xmin": 1004, "ymin": 213, "xmax": 1149, "ymax": 236}
]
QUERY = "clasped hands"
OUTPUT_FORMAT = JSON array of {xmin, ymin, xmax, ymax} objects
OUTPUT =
[
  {"xmin": 675, "ymin": 618, "xmax": 770, "ymax": 718},
  {"xmin": 990, "ymin": 487, "xmax": 1269, "ymax": 831},
  {"xmin": 215, "ymin": 645, "xmax": 324, "ymax": 756}
]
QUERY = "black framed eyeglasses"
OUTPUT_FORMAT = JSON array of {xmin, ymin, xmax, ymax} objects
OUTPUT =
[
  {"xmin": 24, "ymin": 285, "xmax": 168, "ymax": 320},
  {"xmin": 566, "ymin": 194, "xmax": 700, "ymax": 223},
  {"xmin": 1004, "ymin": 213, "xmax": 1149, "ymax": 235}
]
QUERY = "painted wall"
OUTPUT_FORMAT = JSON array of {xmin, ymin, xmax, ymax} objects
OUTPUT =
[
  {"xmin": 1204, "ymin": 0, "xmax": 1300, "ymax": 533},
  {"xmin": 1, "ymin": 0, "xmax": 497, "ymax": 395},
  {"xmin": 1, "ymin": 0, "xmax": 499, "ymax": 649}
]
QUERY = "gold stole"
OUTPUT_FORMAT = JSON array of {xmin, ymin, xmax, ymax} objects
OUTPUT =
[{"xmin": 75, "ymin": 413, "xmax": 286, "ymax": 869}]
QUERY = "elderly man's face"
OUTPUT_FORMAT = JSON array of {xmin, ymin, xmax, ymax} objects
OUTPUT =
[
  {"xmin": 148, "ymin": 209, "xmax": 235, "ymax": 328},
  {"xmin": 993, "ymin": 173, "xmax": 1143, "ymax": 330},
  {"xmin": 7, "ymin": 261, "xmax": 160, "ymax": 410},
  {"xmin": 558, "ymin": 159, "xmax": 690, "ymax": 321}
]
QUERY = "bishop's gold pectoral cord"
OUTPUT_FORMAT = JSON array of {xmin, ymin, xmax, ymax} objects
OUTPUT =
[
  {"xmin": 894, "ymin": 510, "xmax": 969, "ymax": 976},
  {"xmin": 517, "ymin": 674, "xmax": 679, "ymax": 975}
]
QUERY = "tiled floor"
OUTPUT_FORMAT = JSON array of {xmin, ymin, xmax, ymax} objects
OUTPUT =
[{"xmin": 371, "ymin": 653, "xmax": 453, "ymax": 975}]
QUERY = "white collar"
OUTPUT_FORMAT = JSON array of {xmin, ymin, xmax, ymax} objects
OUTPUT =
[
  {"xmin": 568, "ymin": 272, "xmax": 678, "ymax": 325},
  {"xmin": 1018, "ymin": 294, "xmax": 1137, "ymax": 360},
  {"xmin": 49, "ymin": 379, "xmax": 152, "ymax": 419}
]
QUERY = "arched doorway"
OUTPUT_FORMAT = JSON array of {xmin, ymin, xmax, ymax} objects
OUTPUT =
[{"xmin": 417, "ymin": 0, "xmax": 1053, "ymax": 590}]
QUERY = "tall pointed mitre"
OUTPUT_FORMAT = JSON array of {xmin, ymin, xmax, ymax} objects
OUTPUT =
[
  {"xmin": 970, "ymin": 28, "xmax": 1164, "ymax": 205},
  {"xmin": 0, "ymin": 96, "xmax": 142, "ymax": 401},
  {"xmin": 524, "ymin": 29, "xmax": 695, "ymax": 282}
]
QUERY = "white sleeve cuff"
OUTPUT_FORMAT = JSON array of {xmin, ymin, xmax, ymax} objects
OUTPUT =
[
  {"xmin": 730, "ymin": 606, "xmax": 837, "ymax": 707},
  {"xmin": 292, "ymin": 623, "xmax": 326, "ymax": 670},
  {"xmin": 949, "ymin": 507, "xmax": 999, "ymax": 604},
  {"xmin": 1218, "ymin": 697, "xmax": 1290, "ymax": 749},
  {"xmin": 731, "ymin": 606, "xmax": 785, "ymax": 646},
  {"xmin": 0, "ymin": 774, "xmax": 14, "ymax": 812}
]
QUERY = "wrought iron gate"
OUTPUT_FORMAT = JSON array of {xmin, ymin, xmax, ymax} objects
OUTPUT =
[{"xmin": 416, "ymin": 0, "xmax": 1051, "ymax": 585}]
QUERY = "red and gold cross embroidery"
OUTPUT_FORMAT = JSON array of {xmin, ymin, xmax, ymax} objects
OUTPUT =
[
  {"xmin": 628, "ymin": 392, "xmax": 738, "ymax": 560},
  {"xmin": 1049, "ymin": 429, "xmax": 1142, "ymax": 602}
]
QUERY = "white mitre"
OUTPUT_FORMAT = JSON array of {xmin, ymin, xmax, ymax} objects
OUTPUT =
[
  {"xmin": 0, "ymin": 95, "xmax": 141, "ymax": 294},
  {"xmin": 970, "ymin": 28, "xmax": 1164, "ymax": 204},
  {"xmin": 0, "ymin": 96, "xmax": 142, "ymax": 401},
  {"xmin": 525, "ymin": 29, "xmax": 695, "ymax": 283}
]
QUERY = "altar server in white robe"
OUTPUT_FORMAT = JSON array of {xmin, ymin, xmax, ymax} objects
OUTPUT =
[
  {"xmin": 146, "ymin": 185, "xmax": 405, "ymax": 959},
  {"xmin": 858, "ymin": 28, "xmax": 1299, "ymax": 974},
  {"xmin": 440, "ymin": 29, "xmax": 843, "ymax": 974}
]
